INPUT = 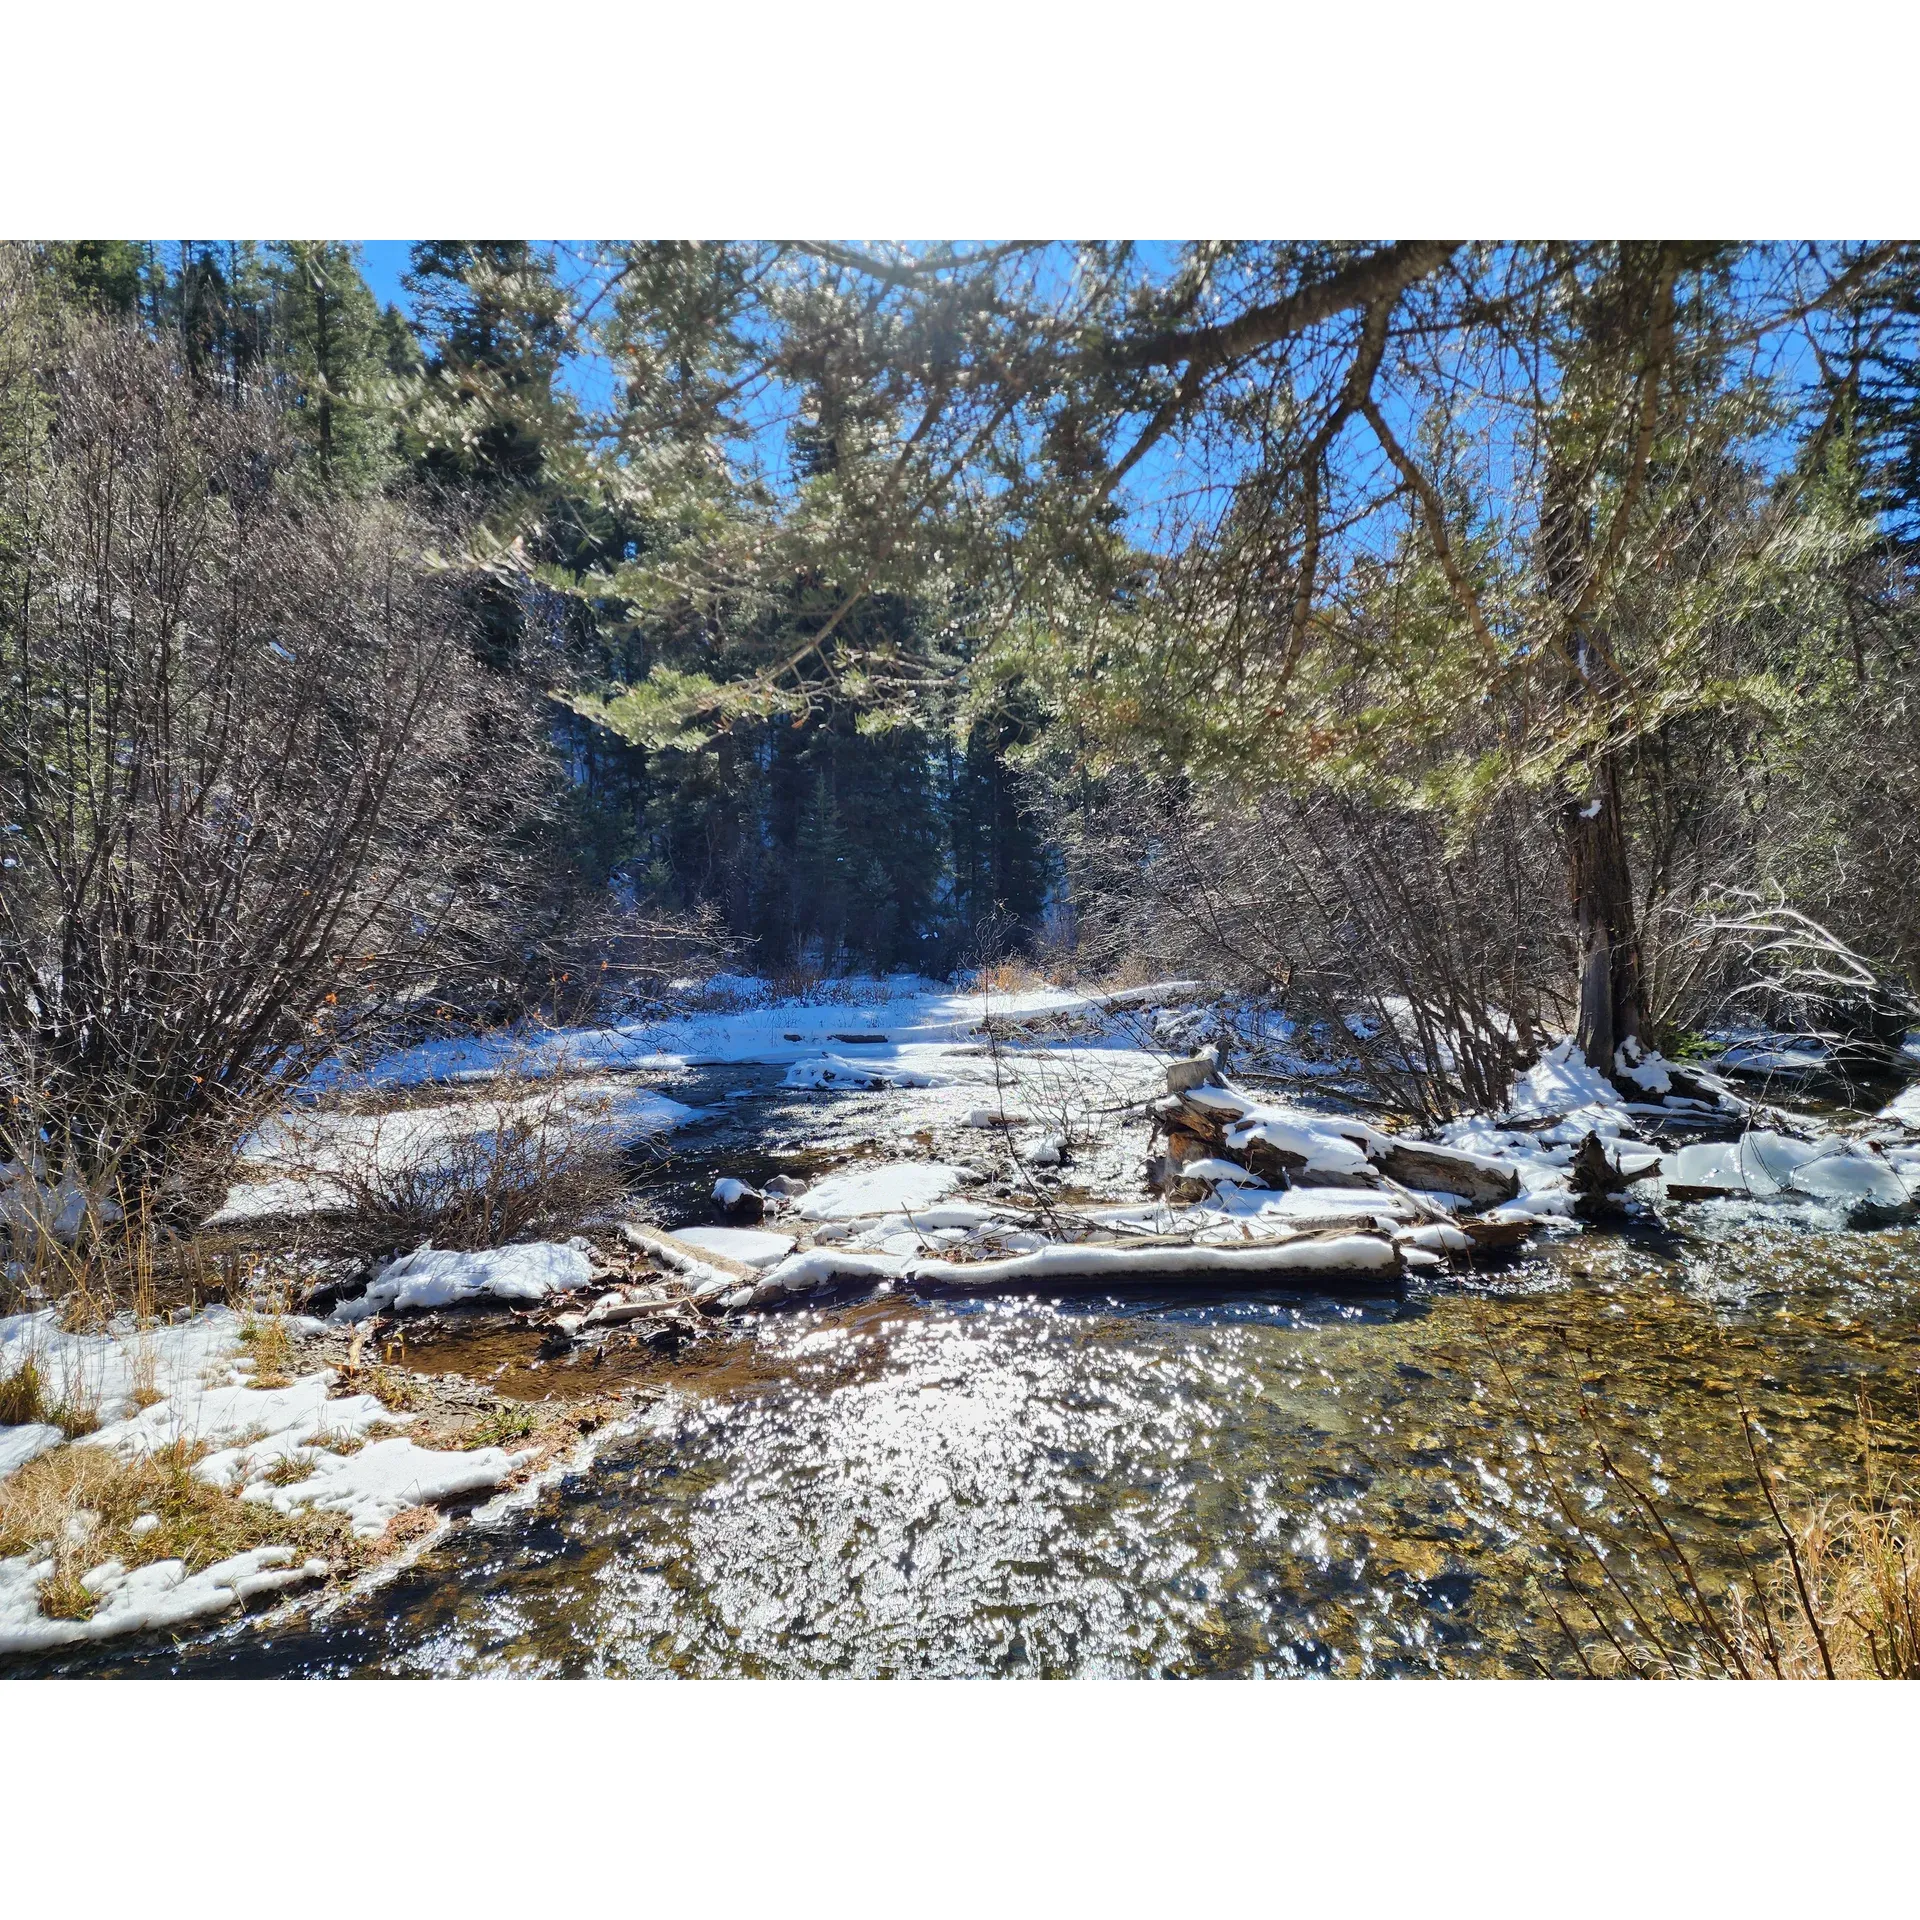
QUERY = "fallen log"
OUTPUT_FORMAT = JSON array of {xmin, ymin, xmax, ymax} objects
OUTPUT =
[
  {"xmin": 1457, "ymin": 1215, "xmax": 1536, "ymax": 1252},
  {"xmin": 618, "ymin": 1220, "xmax": 757, "ymax": 1282},
  {"xmin": 1371, "ymin": 1140, "xmax": 1520, "ymax": 1209},
  {"xmin": 905, "ymin": 1231, "xmax": 1404, "ymax": 1295}
]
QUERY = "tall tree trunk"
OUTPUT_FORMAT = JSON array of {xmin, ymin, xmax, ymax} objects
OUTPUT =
[
  {"xmin": 1543, "ymin": 471, "xmax": 1650, "ymax": 1077},
  {"xmin": 1563, "ymin": 748, "xmax": 1644, "ymax": 1070},
  {"xmin": 1538, "ymin": 247, "xmax": 1682, "ymax": 1075}
]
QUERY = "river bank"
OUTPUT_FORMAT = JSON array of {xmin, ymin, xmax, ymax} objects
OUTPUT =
[{"xmin": 5, "ymin": 974, "xmax": 1919, "ymax": 1674}]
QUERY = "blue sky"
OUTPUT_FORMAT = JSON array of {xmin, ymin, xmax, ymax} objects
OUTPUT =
[{"xmin": 358, "ymin": 240, "xmax": 415, "ymax": 317}]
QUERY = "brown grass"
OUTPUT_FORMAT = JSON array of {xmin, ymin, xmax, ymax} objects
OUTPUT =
[
  {"xmin": 461, "ymin": 1402, "xmax": 539, "ymax": 1448},
  {"xmin": 1720, "ymin": 1408, "xmax": 1920, "ymax": 1679},
  {"xmin": 237, "ymin": 1304, "xmax": 297, "ymax": 1390},
  {"xmin": 0, "ymin": 1348, "xmax": 103, "ymax": 1438},
  {"xmin": 0, "ymin": 1439, "xmax": 361, "ymax": 1623},
  {"xmin": 0, "ymin": 1359, "xmax": 47, "ymax": 1426}
]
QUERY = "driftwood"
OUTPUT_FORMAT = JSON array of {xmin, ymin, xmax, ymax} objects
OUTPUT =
[
  {"xmin": 617, "ymin": 1220, "xmax": 758, "ymax": 1282},
  {"xmin": 1458, "ymin": 1215, "xmax": 1535, "ymax": 1252},
  {"xmin": 1569, "ymin": 1131, "xmax": 1661, "ymax": 1218},
  {"xmin": 1156, "ymin": 1063, "xmax": 1521, "ymax": 1208},
  {"xmin": 1371, "ymin": 1140, "xmax": 1519, "ymax": 1209}
]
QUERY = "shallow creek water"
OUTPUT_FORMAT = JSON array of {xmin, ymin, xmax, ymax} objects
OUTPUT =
[{"xmin": 62, "ymin": 1197, "xmax": 1920, "ymax": 1678}]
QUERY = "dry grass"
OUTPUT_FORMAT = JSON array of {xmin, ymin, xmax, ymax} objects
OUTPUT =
[
  {"xmin": 974, "ymin": 958, "xmax": 1053, "ymax": 994},
  {"xmin": 0, "ymin": 1347, "xmax": 102, "ymax": 1438},
  {"xmin": 237, "ymin": 1286, "xmax": 297, "ymax": 1390},
  {"xmin": 1721, "ymin": 1413, "xmax": 1920, "ymax": 1679},
  {"xmin": 461, "ymin": 1402, "xmax": 539, "ymax": 1449},
  {"xmin": 0, "ymin": 1358, "xmax": 47, "ymax": 1427},
  {"xmin": 0, "ymin": 1439, "xmax": 360, "ymax": 1623},
  {"xmin": 2, "ymin": 1189, "xmax": 249, "ymax": 1327}
]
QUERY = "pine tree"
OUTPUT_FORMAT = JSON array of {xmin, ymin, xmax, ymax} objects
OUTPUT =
[
  {"xmin": 266, "ymin": 241, "xmax": 402, "ymax": 489},
  {"xmin": 401, "ymin": 240, "xmax": 574, "ymax": 495}
]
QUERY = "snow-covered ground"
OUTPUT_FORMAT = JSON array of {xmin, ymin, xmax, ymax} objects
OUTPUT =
[
  {"xmin": 213, "ymin": 1079, "xmax": 696, "ymax": 1226},
  {"xmin": 0, "ymin": 1305, "xmax": 534, "ymax": 1653},
  {"xmin": 317, "ymin": 974, "xmax": 1114, "ymax": 1088}
]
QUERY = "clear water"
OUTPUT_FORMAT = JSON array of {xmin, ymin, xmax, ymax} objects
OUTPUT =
[{"xmin": 54, "ymin": 1206, "xmax": 1920, "ymax": 1678}]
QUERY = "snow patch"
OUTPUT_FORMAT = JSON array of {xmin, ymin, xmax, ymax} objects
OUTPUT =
[
  {"xmin": 334, "ymin": 1241, "xmax": 593, "ymax": 1320},
  {"xmin": 671, "ymin": 1226, "xmax": 796, "ymax": 1268},
  {"xmin": 245, "ymin": 1435, "xmax": 530, "ymax": 1538},
  {"xmin": 782, "ymin": 1053, "xmax": 949, "ymax": 1091},
  {"xmin": 0, "ymin": 1546, "xmax": 329, "ymax": 1655},
  {"xmin": 797, "ymin": 1163, "xmax": 969, "ymax": 1220}
]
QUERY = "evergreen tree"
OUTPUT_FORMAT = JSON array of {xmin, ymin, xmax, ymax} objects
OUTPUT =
[
  {"xmin": 43, "ymin": 240, "xmax": 147, "ymax": 317},
  {"xmin": 402, "ymin": 240, "xmax": 574, "ymax": 495},
  {"xmin": 266, "ymin": 241, "xmax": 406, "ymax": 489},
  {"xmin": 947, "ymin": 686, "xmax": 1052, "ymax": 949}
]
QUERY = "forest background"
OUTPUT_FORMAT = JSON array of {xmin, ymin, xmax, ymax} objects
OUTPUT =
[{"xmin": 7, "ymin": 237, "xmax": 1920, "ymax": 1196}]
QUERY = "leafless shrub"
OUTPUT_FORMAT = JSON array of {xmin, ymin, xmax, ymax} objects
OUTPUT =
[
  {"xmin": 1057, "ymin": 772, "xmax": 1569, "ymax": 1121},
  {"xmin": 0, "ymin": 249, "xmax": 560, "ymax": 1235},
  {"xmin": 1700, "ymin": 893, "xmax": 1919, "ymax": 1058},
  {"xmin": 259, "ymin": 1078, "xmax": 624, "ymax": 1261}
]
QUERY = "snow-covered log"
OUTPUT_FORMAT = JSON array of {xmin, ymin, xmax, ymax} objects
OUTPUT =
[{"xmin": 906, "ymin": 1232, "xmax": 1402, "ymax": 1294}]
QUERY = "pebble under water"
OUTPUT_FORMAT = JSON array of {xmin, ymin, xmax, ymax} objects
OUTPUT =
[{"xmin": 54, "ymin": 1204, "xmax": 1920, "ymax": 1679}]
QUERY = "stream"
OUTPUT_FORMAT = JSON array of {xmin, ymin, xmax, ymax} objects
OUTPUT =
[{"xmin": 37, "ymin": 1067, "xmax": 1920, "ymax": 1679}]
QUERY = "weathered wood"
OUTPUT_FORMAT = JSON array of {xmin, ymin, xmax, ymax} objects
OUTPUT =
[
  {"xmin": 1165, "ymin": 1049, "xmax": 1223, "ymax": 1093},
  {"xmin": 1459, "ymin": 1215, "xmax": 1534, "ymax": 1252},
  {"xmin": 1373, "ymin": 1140, "xmax": 1521, "ymax": 1209},
  {"xmin": 1568, "ymin": 1130, "xmax": 1661, "ymax": 1219},
  {"xmin": 617, "ymin": 1220, "xmax": 757, "ymax": 1281},
  {"xmin": 1169, "ymin": 1123, "xmax": 1226, "ymax": 1166}
]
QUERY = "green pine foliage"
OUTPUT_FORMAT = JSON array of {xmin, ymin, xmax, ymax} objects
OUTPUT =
[{"xmin": 267, "ymin": 241, "xmax": 408, "ymax": 489}]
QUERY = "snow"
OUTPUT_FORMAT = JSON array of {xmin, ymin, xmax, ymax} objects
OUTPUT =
[
  {"xmin": 671, "ymin": 1226, "xmax": 796, "ymax": 1268},
  {"xmin": 907, "ymin": 1234, "xmax": 1401, "ymax": 1288},
  {"xmin": 83, "ymin": 1371, "xmax": 396, "ymax": 1476},
  {"xmin": 1170, "ymin": 1078, "xmax": 1395, "ymax": 1178},
  {"xmin": 1226, "ymin": 1113, "xmax": 1373, "ymax": 1176},
  {"xmin": 0, "ymin": 1154, "xmax": 121, "ymax": 1246},
  {"xmin": 315, "ymin": 974, "xmax": 1202, "ymax": 1088},
  {"xmin": 1507, "ymin": 1039, "xmax": 1625, "ymax": 1123},
  {"xmin": 212, "ymin": 1080, "xmax": 695, "ymax": 1226},
  {"xmin": 1175, "ymin": 1157, "xmax": 1265, "ymax": 1187},
  {"xmin": 1659, "ymin": 1132, "xmax": 1914, "ymax": 1214},
  {"xmin": 1878, "ymin": 1083, "xmax": 1920, "ymax": 1130},
  {"xmin": 1718, "ymin": 1043, "xmax": 1829, "ymax": 1077},
  {"xmin": 1397, "ymin": 1222, "xmax": 1472, "ymax": 1254},
  {"xmin": 0, "ymin": 1424, "xmax": 63, "ymax": 1479},
  {"xmin": 334, "ymin": 1241, "xmax": 594, "ymax": 1320},
  {"xmin": 1789, "ymin": 1152, "xmax": 1912, "ymax": 1211},
  {"xmin": 751, "ymin": 1250, "xmax": 910, "ymax": 1301},
  {"xmin": 797, "ymin": 1162, "xmax": 970, "ymax": 1220},
  {"xmin": 1613, "ymin": 1042, "xmax": 1671, "ymax": 1096},
  {"xmin": 712, "ymin": 1178, "xmax": 758, "ymax": 1209},
  {"xmin": 0, "ymin": 1301, "xmax": 543, "ymax": 1645},
  {"xmin": 245, "ymin": 1435, "xmax": 531, "ymax": 1538},
  {"xmin": 0, "ymin": 1545, "xmax": 330, "ymax": 1655},
  {"xmin": 783, "ymin": 1053, "xmax": 948, "ymax": 1091},
  {"xmin": 1661, "ymin": 1131, "xmax": 1826, "ymax": 1197},
  {"xmin": 0, "ymin": 1306, "xmax": 244, "ymax": 1430}
]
